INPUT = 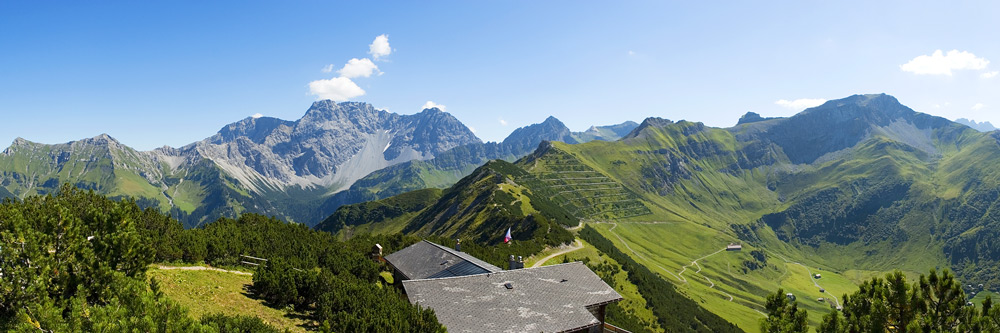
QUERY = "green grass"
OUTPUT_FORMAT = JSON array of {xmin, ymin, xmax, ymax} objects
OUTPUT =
[
  {"xmin": 147, "ymin": 266, "xmax": 310, "ymax": 332},
  {"xmin": 587, "ymin": 221, "xmax": 894, "ymax": 332},
  {"xmin": 534, "ymin": 238, "xmax": 662, "ymax": 332},
  {"xmin": 971, "ymin": 290, "xmax": 998, "ymax": 309}
]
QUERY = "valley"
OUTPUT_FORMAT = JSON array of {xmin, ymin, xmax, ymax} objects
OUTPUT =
[
  {"xmin": 312, "ymin": 94, "xmax": 1000, "ymax": 331},
  {"xmin": 7, "ymin": 93, "xmax": 1000, "ymax": 332}
]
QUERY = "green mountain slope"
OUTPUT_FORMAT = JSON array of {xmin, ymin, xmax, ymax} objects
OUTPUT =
[
  {"xmin": 315, "ymin": 188, "xmax": 443, "ymax": 238},
  {"xmin": 326, "ymin": 94, "xmax": 1000, "ymax": 331},
  {"xmin": 0, "ymin": 134, "xmax": 169, "ymax": 207},
  {"xmin": 317, "ymin": 118, "xmax": 639, "ymax": 222},
  {"xmin": 319, "ymin": 160, "xmax": 575, "ymax": 245}
]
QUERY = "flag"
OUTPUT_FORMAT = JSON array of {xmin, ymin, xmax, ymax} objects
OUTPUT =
[{"xmin": 503, "ymin": 227, "xmax": 512, "ymax": 243}]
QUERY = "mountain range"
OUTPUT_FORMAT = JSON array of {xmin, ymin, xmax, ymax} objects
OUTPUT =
[
  {"xmin": 0, "ymin": 101, "xmax": 636, "ymax": 227},
  {"xmin": 321, "ymin": 94, "xmax": 1000, "ymax": 290},
  {"xmin": 956, "ymin": 118, "xmax": 998, "ymax": 132}
]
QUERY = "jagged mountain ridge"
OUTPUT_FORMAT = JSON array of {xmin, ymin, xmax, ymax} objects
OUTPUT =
[
  {"xmin": 319, "ymin": 93, "xmax": 1000, "ymax": 328},
  {"xmin": 0, "ymin": 101, "xmax": 633, "ymax": 227},
  {"xmin": 956, "ymin": 118, "xmax": 998, "ymax": 132},
  {"xmin": 0, "ymin": 101, "xmax": 479, "ymax": 227},
  {"xmin": 327, "ymin": 93, "xmax": 1000, "ymax": 285},
  {"xmin": 159, "ymin": 101, "xmax": 479, "ymax": 194},
  {"xmin": 315, "ymin": 117, "xmax": 638, "ymax": 220}
]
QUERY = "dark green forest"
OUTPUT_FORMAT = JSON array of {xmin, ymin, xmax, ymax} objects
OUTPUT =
[
  {"xmin": 761, "ymin": 270, "xmax": 1000, "ymax": 332},
  {"xmin": 0, "ymin": 184, "xmax": 443, "ymax": 332}
]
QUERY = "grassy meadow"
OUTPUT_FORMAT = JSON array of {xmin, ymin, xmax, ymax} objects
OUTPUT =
[{"xmin": 148, "ymin": 266, "xmax": 311, "ymax": 332}]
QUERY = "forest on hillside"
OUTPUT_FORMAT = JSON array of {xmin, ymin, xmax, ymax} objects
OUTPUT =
[{"xmin": 0, "ymin": 184, "xmax": 443, "ymax": 332}]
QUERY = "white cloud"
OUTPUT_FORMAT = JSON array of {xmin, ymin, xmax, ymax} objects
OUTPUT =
[
  {"xmin": 369, "ymin": 34, "xmax": 391, "ymax": 60},
  {"xmin": 309, "ymin": 34, "xmax": 393, "ymax": 101},
  {"xmin": 308, "ymin": 77, "xmax": 365, "ymax": 101},
  {"xmin": 421, "ymin": 101, "xmax": 446, "ymax": 111},
  {"xmin": 972, "ymin": 103, "xmax": 985, "ymax": 111},
  {"xmin": 628, "ymin": 50, "xmax": 635, "ymax": 56},
  {"xmin": 775, "ymin": 98, "xmax": 827, "ymax": 110},
  {"xmin": 499, "ymin": 118, "xmax": 508, "ymax": 126},
  {"xmin": 251, "ymin": 113, "xmax": 263, "ymax": 119},
  {"xmin": 900, "ymin": 49, "xmax": 990, "ymax": 75},
  {"xmin": 982, "ymin": 71, "xmax": 999, "ymax": 79},
  {"xmin": 338, "ymin": 58, "xmax": 380, "ymax": 78}
]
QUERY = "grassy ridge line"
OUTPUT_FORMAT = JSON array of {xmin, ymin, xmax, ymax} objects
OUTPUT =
[{"xmin": 579, "ymin": 225, "xmax": 743, "ymax": 332}]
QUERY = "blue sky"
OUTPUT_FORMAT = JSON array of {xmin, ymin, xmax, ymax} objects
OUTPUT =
[{"xmin": 1, "ymin": 1, "xmax": 998, "ymax": 150}]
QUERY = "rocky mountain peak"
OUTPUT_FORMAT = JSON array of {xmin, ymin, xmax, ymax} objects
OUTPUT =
[
  {"xmin": 214, "ymin": 116, "xmax": 294, "ymax": 145},
  {"xmin": 762, "ymin": 93, "xmax": 961, "ymax": 164},
  {"xmin": 737, "ymin": 112, "xmax": 771, "ymax": 125},
  {"xmin": 623, "ymin": 117, "xmax": 674, "ymax": 139},
  {"xmin": 76, "ymin": 133, "xmax": 124, "ymax": 148},
  {"xmin": 501, "ymin": 116, "xmax": 576, "ymax": 153},
  {"xmin": 956, "ymin": 118, "xmax": 998, "ymax": 132}
]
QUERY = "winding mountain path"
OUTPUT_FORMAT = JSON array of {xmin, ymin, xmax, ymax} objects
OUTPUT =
[{"xmin": 531, "ymin": 239, "xmax": 584, "ymax": 268}]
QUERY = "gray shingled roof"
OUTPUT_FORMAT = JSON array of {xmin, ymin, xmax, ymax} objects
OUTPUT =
[
  {"xmin": 384, "ymin": 240, "xmax": 502, "ymax": 280},
  {"xmin": 403, "ymin": 262, "xmax": 623, "ymax": 333}
]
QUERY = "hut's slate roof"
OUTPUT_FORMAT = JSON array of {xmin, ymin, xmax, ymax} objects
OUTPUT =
[
  {"xmin": 384, "ymin": 240, "xmax": 502, "ymax": 280},
  {"xmin": 402, "ymin": 262, "xmax": 622, "ymax": 333}
]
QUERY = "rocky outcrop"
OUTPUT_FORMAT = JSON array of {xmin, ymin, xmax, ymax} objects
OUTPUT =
[{"xmin": 157, "ymin": 101, "xmax": 480, "ymax": 193}]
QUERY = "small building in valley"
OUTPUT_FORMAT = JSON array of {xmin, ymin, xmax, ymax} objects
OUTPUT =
[{"xmin": 726, "ymin": 243, "xmax": 742, "ymax": 251}]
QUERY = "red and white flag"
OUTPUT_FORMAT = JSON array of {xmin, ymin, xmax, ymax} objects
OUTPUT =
[{"xmin": 503, "ymin": 227, "xmax": 512, "ymax": 243}]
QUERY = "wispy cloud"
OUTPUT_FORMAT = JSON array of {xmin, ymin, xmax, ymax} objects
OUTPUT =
[
  {"xmin": 775, "ymin": 98, "xmax": 826, "ymax": 110},
  {"xmin": 252, "ymin": 113, "xmax": 263, "ymax": 119},
  {"xmin": 321, "ymin": 64, "xmax": 334, "ymax": 73},
  {"xmin": 900, "ymin": 49, "xmax": 990, "ymax": 75},
  {"xmin": 982, "ymin": 71, "xmax": 999, "ymax": 79},
  {"xmin": 499, "ymin": 118, "xmax": 508, "ymax": 126},
  {"xmin": 972, "ymin": 103, "xmax": 985, "ymax": 111},
  {"xmin": 421, "ymin": 101, "xmax": 446, "ymax": 111},
  {"xmin": 369, "ymin": 34, "xmax": 391, "ymax": 60}
]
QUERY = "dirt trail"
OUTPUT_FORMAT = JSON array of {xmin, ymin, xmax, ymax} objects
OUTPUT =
[
  {"xmin": 155, "ymin": 265, "xmax": 252, "ymax": 276},
  {"xmin": 531, "ymin": 239, "xmax": 584, "ymax": 268}
]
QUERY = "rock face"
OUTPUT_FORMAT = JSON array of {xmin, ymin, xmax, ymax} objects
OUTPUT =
[
  {"xmin": 955, "ymin": 118, "xmax": 998, "ymax": 132},
  {"xmin": 502, "ymin": 116, "xmax": 578, "ymax": 154},
  {"xmin": 754, "ymin": 94, "xmax": 956, "ymax": 164},
  {"xmin": 316, "ymin": 115, "xmax": 630, "ymax": 217},
  {"xmin": 161, "ymin": 102, "xmax": 480, "ymax": 194},
  {"xmin": 0, "ymin": 101, "xmax": 479, "ymax": 227}
]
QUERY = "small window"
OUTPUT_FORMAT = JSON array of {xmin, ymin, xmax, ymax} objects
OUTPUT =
[{"xmin": 504, "ymin": 282, "xmax": 513, "ymax": 289}]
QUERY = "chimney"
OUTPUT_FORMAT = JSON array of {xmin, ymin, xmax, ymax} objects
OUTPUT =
[
  {"xmin": 509, "ymin": 255, "xmax": 524, "ymax": 270},
  {"xmin": 455, "ymin": 238, "xmax": 461, "ymax": 252},
  {"xmin": 371, "ymin": 243, "xmax": 383, "ymax": 262}
]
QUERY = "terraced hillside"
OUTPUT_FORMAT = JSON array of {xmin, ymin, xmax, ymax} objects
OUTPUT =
[
  {"xmin": 325, "ymin": 94, "xmax": 1000, "ymax": 332},
  {"xmin": 516, "ymin": 143, "xmax": 651, "ymax": 220}
]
